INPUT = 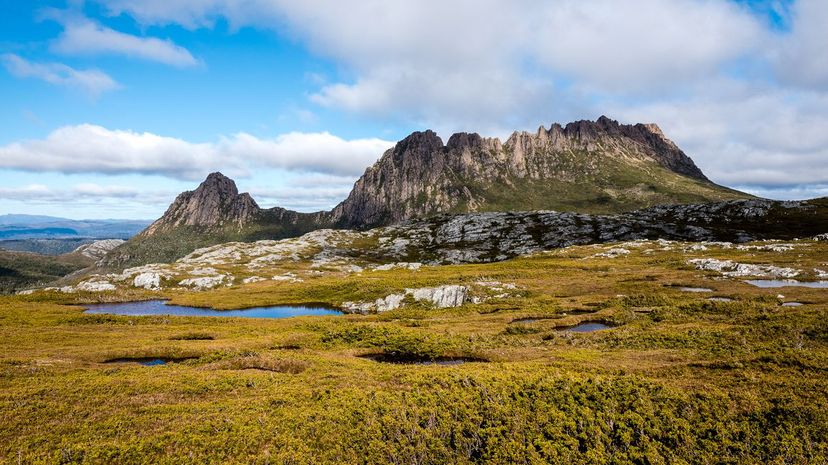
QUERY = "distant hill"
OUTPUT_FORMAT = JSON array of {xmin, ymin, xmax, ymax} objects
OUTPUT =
[
  {"xmin": 0, "ymin": 214, "xmax": 150, "ymax": 238},
  {"xmin": 103, "ymin": 116, "xmax": 752, "ymax": 268}
]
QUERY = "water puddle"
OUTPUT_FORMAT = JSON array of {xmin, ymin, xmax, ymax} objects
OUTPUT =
[
  {"xmin": 707, "ymin": 297, "xmax": 734, "ymax": 302},
  {"xmin": 510, "ymin": 309, "xmax": 595, "ymax": 324},
  {"xmin": 781, "ymin": 302, "xmax": 804, "ymax": 307},
  {"xmin": 679, "ymin": 287, "xmax": 714, "ymax": 293},
  {"xmin": 557, "ymin": 322, "xmax": 615, "ymax": 332},
  {"xmin": 745, "ymin": 280, "xmax": 828, "ymax": 288},
  {"xmin": 84, "ymin": 300, "xmax": 342, "ymax": 318},
  {"xmin": 359, "ymin": 354, "xmax": 486, "ymax": 365},
  {"xmin": 104, "ymin": 357, "xmax": 195, "ymax": 366}
]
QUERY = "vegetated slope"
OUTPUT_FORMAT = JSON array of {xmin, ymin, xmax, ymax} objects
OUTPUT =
[
  {"xmin": 104, "ymin": 116, "xmax": 750, "ymax": 268},
  {"xmin": 0, "ymin": 238, "xmax": 95, "ymax": 255},
  {"xmin": 0, "ymin": 239, "xmax": 126, "ymax": 294},
  {"xmin": 0, "ymin": 249, "xmax": 92, "ymax": 293}
]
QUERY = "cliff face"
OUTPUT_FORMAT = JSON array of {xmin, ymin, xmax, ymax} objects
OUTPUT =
[
  {"xmin": 329, "ymin": 116, "xmax": 740, "ymax": 228},
  {"xmin": 140, "ymin": 172, "xmax": 261, "ymax": 236}
]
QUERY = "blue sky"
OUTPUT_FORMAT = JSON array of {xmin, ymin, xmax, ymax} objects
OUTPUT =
[{"xmin": 1, "ymin": 0, "xmax": 826, "ymax": 219}]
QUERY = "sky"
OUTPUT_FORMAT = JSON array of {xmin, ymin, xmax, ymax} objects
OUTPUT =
[{"xmin": 1, "ymin": 0, "xmax": 827, "ymax": 220}]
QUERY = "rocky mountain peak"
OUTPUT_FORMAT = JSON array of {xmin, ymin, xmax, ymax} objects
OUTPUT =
[{"xmin": 140, "ymin": 171, "xmax": 260, "ymax": 236}]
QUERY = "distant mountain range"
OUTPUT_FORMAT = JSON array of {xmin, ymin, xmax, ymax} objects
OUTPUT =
[
  {"xmin": 102, "ymin": 116, "xmax": 755, "ymax": 268},
  {"xmin": 0, "ymin": 215, "xmax": 150, "ymax": 240},
  {"xmin": 0, "ymin": 215, "xmax": 149, "ymax": 255}
]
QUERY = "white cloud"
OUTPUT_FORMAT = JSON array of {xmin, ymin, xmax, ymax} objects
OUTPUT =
[
  {"xmin": 0, "ymin": 125, "xmax": 392, "ymax": 181},
  {"xmin": 0, "ymin": 183, "xmax": 174, "ymax": 202},
  {"xmin": 222, "ymin": 131, "xmax": 392, "ymax": 177},
  {"xmin": 97, "ymin": 0, "xmax": 764, "ymax": 123},
  {"xmin": 56, "ymin": 0, "xmax": 828, "ymax": 199},
  {"xmin": 773, "ymin": 0, "xmax": 828, "ymax": 90},
  {"xmin": 611, "ymin": 79, "xmax": 828, "ymax": 194},
  {"xmin": 1, "ymin": 53, "xmax": 119, "ymax": 97},
  {"xmin": 51, "ymin": 17, "xmax": 199, "ymax": 68}
]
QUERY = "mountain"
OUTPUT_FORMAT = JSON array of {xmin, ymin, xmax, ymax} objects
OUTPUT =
[
  {"xmin": 0, "ymin": 215, "xmax": 150, "ymax": 241},
  {"xmin": 103, "ymin": 116, "xmax": 751, "ymax": 268},
  {"xmin": 103, "ymin": 173, "xmax": 328, "ymax": 268},
  {"xmin": 141, "ymin": 171, "xmax": 261, "ymax": 235},
  {"xmin": 329, "ymin": 116, "xmax": 745, "ymax": 227}
]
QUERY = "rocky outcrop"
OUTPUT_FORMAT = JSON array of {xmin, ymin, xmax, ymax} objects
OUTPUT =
[
  {"xmin": 73, "ymin": 239, "xmax": 125, "ymax": 260},
  {"xmin": 361, "ymin": 198, "xmax": 827, "ymax": 265},
  {"xmin": 141, "ymin": 172, "xmax": 261, "ymax": 235},
  {"xmin": 342, "ymin": 285, "xmax": 470, "ymax": 313}
]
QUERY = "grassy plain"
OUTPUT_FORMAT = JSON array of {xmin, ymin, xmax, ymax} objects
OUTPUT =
[{"xmin": 1, "ymin": 240, "xmax": 826, "ymax": 463}]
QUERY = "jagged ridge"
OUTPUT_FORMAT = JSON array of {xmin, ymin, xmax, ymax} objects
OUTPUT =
[
  {"xmin": 329, "ymin": 116, "xmax": 744, "ymax": 228},
  {"xmin": 106, "ymin": 116, "xmax": 751, "ymax": 267}
]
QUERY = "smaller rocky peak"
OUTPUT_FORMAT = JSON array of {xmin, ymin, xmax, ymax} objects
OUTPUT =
[
  {"xmin": 390, "ymin": 130, "xmax": 445, "ymax": 164},
  {"xmin": 595, "ymin": 115, "xmax": 622, "ymax": 133},
  {"xmin": 446, "ymin": 132, "xmax": 484, "ymax": 151},
  {"xmin": 140, "ymin": 172, "xmax": 260, "ymax": 236},
  {"xmin": 198, "ymin": 171, "xmax": 240, "ymax": 197},
  {"xmin": 563, "ymin": 119, "xmax": 600, "ymax": 140}
]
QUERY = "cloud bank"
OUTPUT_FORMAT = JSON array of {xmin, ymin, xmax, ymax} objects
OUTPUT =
[
  {"xmin": 94, "ymin": 0, "xmax": 828, "ymax": 198},
  {"xmin": 0, "ymin": 124, "xmax": 393, "ymax": 181}
]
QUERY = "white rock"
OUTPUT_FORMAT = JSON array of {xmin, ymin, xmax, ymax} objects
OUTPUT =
[
  {"xmin": 179, "ymin": 275, "xmax": 225, "ymax": 290},
  {"xmin": 242, "ymin": 276, "xmax": 266, "ymax": 284},
  {"xmin": 375, "ymin": 293, "xmax": 405, "ymax": 312},
  {"xmin": 77, "ymin": 280, "xmax": 116, "ymax": 292},
  {"xmin": 341, "ymin": 301, "xmax": 376, "ymax": 314},
  {"xmin": 73, "ymin": 239, "xmax": 125, "ymax": 260},
  {"xmin": 406, "ymin": 285, "xmax": 468, "ymax": 308},
  {"xmin": 688, "ymin": 258, "xmax": 800, "ymax": 278},
  {"xmin": 591, "ymin": 248, "xmax": 630, "ymax": 258},
  {"xmin": 272, "ymin": 273, "xmax": 303, "ymax": 283},
  {"xmin": 133, "ymin": 272, "xmax": 162, "ymax": 290}
]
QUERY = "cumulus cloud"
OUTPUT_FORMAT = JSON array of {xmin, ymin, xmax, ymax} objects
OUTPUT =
[
  {"xmin": 0, "ymin": 125, "xmax": 392, "ymax": 181},
  {"xmin": 1, "ymin": 53, "xmax": 119, "ymax": 97},
  {"xmin": 47, "ymin": 0, "xmax": 828, "ymax": 198},
  {"xmin": 98, "ymin": 0, "xmax": 764, "ymax": 124},
  {"xmin": 0, "ymin": 183, "xmax": 174, "ymax": 203},
  {"xmin": 611, "ymin": 79, "xmax": 828, "ymax": 193},
  {"xmin": 50, "ymin": 17, "xmax": 199, "ymax": 67},
  {"xmin": 773, "ymin": 0, "xmax": 828, "ymax": 90}
]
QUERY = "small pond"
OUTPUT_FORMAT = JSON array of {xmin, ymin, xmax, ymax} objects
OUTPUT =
[
  {"xmin": 104, "ymin": 357, "xmax": 196, "ymax": 366},
  {"xmin": 679, "ymin": 287, "xmax": 714, "ymax": 293},
  {"xmin": 359, "ymin": 354, "xmax": 486, "ymax": 365},
  {"xmin": 84, "ymin": 300, "xmax": 342, "ymax": 318},
  {"xmin": 745, "ymin": 280, "xmax": 828, "ymax": 288},
  {"xmin": 558, "ymin": 322, "xmax": 615, "ymax": 333},
  {"xmin": 781, "ymin": 302, "xmax": 804, "ymax": 307},
  {"xmin": 510, "ymin": 310, "xmax": 595, "ymax": 324}
]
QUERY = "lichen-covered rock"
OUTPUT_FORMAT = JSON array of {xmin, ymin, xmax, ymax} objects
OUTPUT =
[
  {"xmin": 406, "ymin": 285, "xmax": 468, "ymax": 308},
  {"xmin": 133, "ymin": 272, "xmax": 162, "ymax": 290},
  {"xmin": 73, "ymin": 239, "xmax": 125, "ymax": 260},
  {"xmin": 688, "ymin": 258, "xmax": 800, "ymax": 278},
  {"xmin": 179, "ymin": 275, "xmax": 227, "ymax": 290},
  {"xmin": 591, "ymin": 248, "xmax": 630, "ymax": 258},
  {"xmin": 76, "ymin": 280, "xmax": 116, "ymax": 292}
]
